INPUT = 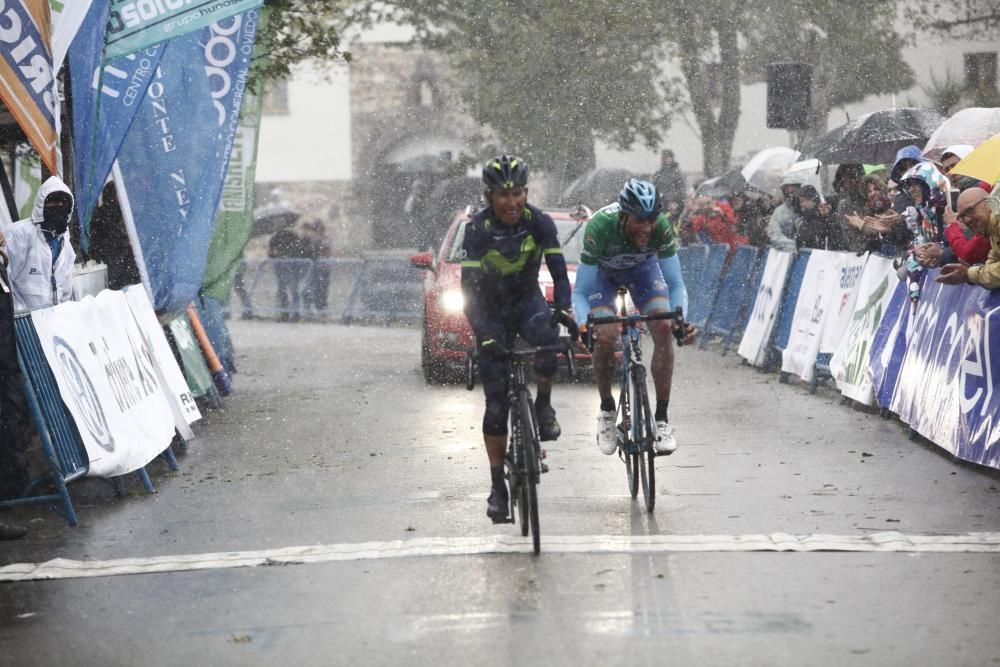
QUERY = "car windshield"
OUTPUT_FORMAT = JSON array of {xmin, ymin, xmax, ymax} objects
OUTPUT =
[{"xmin": 447, "ymin": 217, "xmax": 584, "ymax": 264}]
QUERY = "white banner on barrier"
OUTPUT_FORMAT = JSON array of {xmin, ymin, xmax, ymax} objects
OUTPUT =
[
  {"xmin": 819, "ymin": 253, "xmax": 869, "ymax": 354},
  {"xmin": 781, "ymin": 250, "xmax": 842, "ymax": 382},
  {"xmin": 738, "ymin": 249, "xmax": 791, "ymax": 367},
  {"xmin": 829, "ymin": 256, "xmax": 898, "ymax": 405},
  {"xmin": 124, "ymin": 286, "xmax": 201, "ymax": 431},
  {"xmin": 31, "ymin": 291, "xmax": 176, "ymax": 477}
]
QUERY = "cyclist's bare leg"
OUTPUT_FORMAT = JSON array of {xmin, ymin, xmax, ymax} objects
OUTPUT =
[
  {"xmin": 592, "ymin": 322, "xmax": 619, "ymax": 402},
  {"xmin": 648, "ymin": 318, "xmax": 675, "ymax": 403}
]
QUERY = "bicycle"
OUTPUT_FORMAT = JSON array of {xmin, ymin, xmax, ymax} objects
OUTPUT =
[
  {"xmin": 465, "ymin": 331, "xmax": 575, "ymax": 555},
  {"xmin": 588, "ymin": 286, "xmax": 686, "ymax": 513}
]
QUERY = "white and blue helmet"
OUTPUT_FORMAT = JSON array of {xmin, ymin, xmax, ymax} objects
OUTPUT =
[{"xmin": 619, "ymin": 178, "xmax": 662, "ymax": 219}]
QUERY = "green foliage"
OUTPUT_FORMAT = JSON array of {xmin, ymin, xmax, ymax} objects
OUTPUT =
[
  {"xmin": 348, "ymin": 0, "xmax": 683, "ymax": 178},
  {"xmin": 252, "ymin": 0, "xmax": 353, "ymax": 86}
]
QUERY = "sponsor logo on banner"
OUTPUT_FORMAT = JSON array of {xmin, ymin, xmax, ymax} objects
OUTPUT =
[
  {"xmin": 888, "ymin": 274, "xmax": 1000, "ymax": 466},
  {"xmin": 52, "ymin": 336, "xmax": 114, "ymax": 452},
  {"xmin": 781, "ymin": 250, "xmax": 841, "ymax": 382},
  {"xmin": 738, "ymin": 249, "xmax": 791, "ymax": 367},
  {"xmin": 104, "ymin": 0, "xmax": 263, "ymax": 62}
]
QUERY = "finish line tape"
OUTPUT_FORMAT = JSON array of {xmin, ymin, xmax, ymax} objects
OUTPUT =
[{"xmin": 3, "ymin": 532, "xmax": 999, "ymax": 582}]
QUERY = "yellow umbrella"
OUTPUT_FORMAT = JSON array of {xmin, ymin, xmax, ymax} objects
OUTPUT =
[{"xmin": 950, "ymin": 132, "xmax": 1000, "ymax": 184}]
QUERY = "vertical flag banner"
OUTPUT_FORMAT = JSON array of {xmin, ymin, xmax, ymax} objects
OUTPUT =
[
  {"xmin": 201, "ymin": 84, "xmax": 266, "ymax": 301},
  {"xmin": 116, "ymin": 9, "xmax": 260, "ymax": 313},
  {"xmin": 104, "ymin": 0, "xmax": 263, "ymax": 62},
  {"xmin": 829, "ymin": 255, "xmax": 897, "ymax": 405},
  {"xmin": 0, "ymin": 0, "xmax": 60, "ymax": 174},
  {"xmin": 69, "ymin": 0, "xmax": 163, "ymax": 246}
]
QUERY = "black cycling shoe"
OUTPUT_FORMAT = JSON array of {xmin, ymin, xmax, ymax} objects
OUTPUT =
[
  {"xmin": 536, "ymin": 404, "xmax": 561, "ymax": 441},
  {"xmin": 486, "ymin": 485, "xmax": 510, "ymax": 523}
]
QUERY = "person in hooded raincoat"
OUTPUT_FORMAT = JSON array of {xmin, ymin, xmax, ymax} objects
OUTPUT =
[{"xmin": 5, "ymin": 176, "xmax": 77, "ymax": 313}]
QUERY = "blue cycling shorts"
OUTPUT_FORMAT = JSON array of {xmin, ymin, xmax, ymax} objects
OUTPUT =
[{"xmin": 586, "ymin": 258, "xmax": 671, "ymax": 316}]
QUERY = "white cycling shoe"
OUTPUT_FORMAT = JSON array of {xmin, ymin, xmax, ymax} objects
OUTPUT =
[
  {"xmin": 654, "ymin": 421, "xmax": 678, "ymax": 454},
  {"xmin": 597, "ymin": 410, "xmax": 617, "ymax": 455}
]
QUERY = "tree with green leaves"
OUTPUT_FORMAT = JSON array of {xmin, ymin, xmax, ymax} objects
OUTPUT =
[
  {"xmin": 348, "ymin": 0, "xmax": 683, "ymax": 186},
  {"xmin": 251, "ymin": 0, "xmax": 353, "ymax": 84},
  {"xmin": 904, "ymin": 0, "xmax": 1000, "ymax": 36}
]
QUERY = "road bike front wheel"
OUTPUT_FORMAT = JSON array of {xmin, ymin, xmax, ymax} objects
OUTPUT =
[
  {"xmin": 518, "ymin": 389, "xmax": 542, "ymax": 553},
  {"xmin": 633, "ymin": 367, "xmax": 656, "ymax": 513},
  {"xmin": 619, "ymin": 386, "xmax": 639, "ymax": 499}
]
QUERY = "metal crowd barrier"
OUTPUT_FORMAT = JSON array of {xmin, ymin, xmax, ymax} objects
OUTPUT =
[
  {"xmin": 231, "ymin": 258, "xmax": 365, "ymax": 321},
  {"xmin": 684, "ymin": 243, "xmax": 729, "ymax": 329},
  {"xmin": 701, "ymin": 245, "xmax": 763, "ymax": 354},
  {"xmin": 341, "ymin": 256, "xmax": 424, "ymax": 325}
]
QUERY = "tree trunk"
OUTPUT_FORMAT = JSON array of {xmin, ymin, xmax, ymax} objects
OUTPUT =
[{"xmin": 676, "ymin": 18, "xmax": 742, "ymax": 177}]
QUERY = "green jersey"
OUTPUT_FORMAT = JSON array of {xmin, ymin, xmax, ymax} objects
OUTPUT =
[{"xmin": 580, "ymin": 203, "xmax": 677, "ymax": 271}]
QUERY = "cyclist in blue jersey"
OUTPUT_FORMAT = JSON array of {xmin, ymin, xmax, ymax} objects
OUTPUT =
[
  {"xmin": 572, "ymin": 179, "xmax": 697, "ymax": 456},
  {"xmin": 461, "ymin": 155, "xmax": 575, "ymax": 522}
]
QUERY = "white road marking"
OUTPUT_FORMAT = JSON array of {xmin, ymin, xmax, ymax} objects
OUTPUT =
[{"xmin": 2, "ymin": 532, "xmax": 998, "ymax": 582}]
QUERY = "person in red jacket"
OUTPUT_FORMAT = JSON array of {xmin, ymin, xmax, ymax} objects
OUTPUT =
[
  {"xmin": 944, "ymin": 219, "xmax": 991, "ymax": 264},
  {"xmin": 688, "ymin": 196, "xmax": 749, "ymax": 260}
]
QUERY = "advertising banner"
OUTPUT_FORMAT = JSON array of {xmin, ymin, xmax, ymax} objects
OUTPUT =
[
  {"xmin": 781, "ymin": 249, "xmax": 841, "ymax": 381},
  {"xmin": 124, "ymin": 285, "xmax": 201, "ymax": 429},
  {"xmin": 819, "ymin": 252, "xmax": 868, "ymax": 354},
  {"xmin": 869, "ymin": 279, "xmax": 911, "ymax": 409},
  {"xmin": 69, "ymin": 0, "xmax": 163, "ymax": 244},
  {"xmin": 13, "ymin": 145, "xmax": 41, "ymax": 220},
  {"xmin": 104, "ymin": 0, "xmax": 263, "ymax": 62},
  {"xmin": 737, "ymin": 249, "xmax": 791, "ymax": 367},
  {"xmin": 888, "ymin": 273, "xmax": 1000, "ymax": 468},
  {"xmin": 0, "ymin": 0, "xmax": 59, "ymax": 174},
  {"xmin": 116, "ymin": 9, "xmax": 260, "ymax": 313},
  {"xmin": 167, "ymin": 313, "xmax": 214, "ymax": 398},
  {"xmin": 829, "ymin": 255, "xmax": 897, "ymax": 405},
  {"xmin": 30, "ymin": 291, "xmax": 176, "ymax": 477}
]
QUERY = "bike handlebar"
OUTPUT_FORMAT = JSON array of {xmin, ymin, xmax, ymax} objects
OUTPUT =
[
  {"xmin": 586, "ymin": 307, "xmax": 689, "ymax": 348},
  {"xmin": 465, "ymin": 340, "xmax": 576, "ymax": 391}
]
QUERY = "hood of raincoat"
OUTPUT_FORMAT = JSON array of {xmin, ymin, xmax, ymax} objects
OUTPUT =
[
  {"xmin": 941, "ymin": 144, "xmax": 974, "ymax": 161},
  {"xmin": 899, "ymin": 162, "xmax": 950, "ymax": 209},
  {"xmin": 29, "ymin": 176, "xmax": 75, "ymax": 224},
  {"xmin": 889, "ymin": 145, "xmax": 927, "ymax": 184}
]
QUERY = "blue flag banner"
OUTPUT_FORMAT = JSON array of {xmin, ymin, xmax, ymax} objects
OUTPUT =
[
  {"xmin": 116, "ymin": 9, "xmax": 260, "ymax": 313},
  {"xmin": 69, "ymin": 0, "xmax": 163, "ymax": 246},
  {"xmin": 888, "ymin": 272, "xmax": 1000, "ymax": 468},
  {"xmin": 869, "ymin": 279, "xmax": 911, "ymax": 409},
  {"xmin": 0, "ymin": 0, "xmax": 60, "ymax": 174}
]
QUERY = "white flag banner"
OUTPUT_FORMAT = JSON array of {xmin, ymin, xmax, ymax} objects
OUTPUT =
[
  {"xmin": 738, "ymin": 249, "xmax": 792, "ymax": 367},
  {"xmin": 819, "ymin": 252, "xmax": 869, "ymax": 354},
  {"xmin": 829, "ymin": 255, "xmax": 898, "ymax": 405},
  {"xmin": 124, "ymin": 285, "xmax": 201, "ymax": 430},
  {"xmin": 31, "ymin": 290, "xmax": 175, "ymax": 477},
  {"xmin": 50, "ymin": 0, "xmax": 93, "ymax": 73},
  {"xmin": 781, "ymin": 249, "xmax": 841, "ymax": 382}
]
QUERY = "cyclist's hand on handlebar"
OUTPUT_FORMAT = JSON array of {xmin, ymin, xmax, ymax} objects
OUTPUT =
[
  {"xmin": 551, "ymin": 308, "xmax": 579, "ymax": 341},
  {"xmin": 479, "ymin": 338, "xmax": 508, "ymax": 360},
  {"xmin": 672, "ymin": 321, "xmax": 698, "ymax": 346}
]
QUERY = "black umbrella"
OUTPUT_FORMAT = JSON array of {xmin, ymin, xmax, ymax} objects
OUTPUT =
[
  {"xmin": 252, "ymin": 203, "xmax": 300, "ymax": 236},
  {"xmin": 800, "ymin": 107, "xmax": 946, "ymax": 165}
]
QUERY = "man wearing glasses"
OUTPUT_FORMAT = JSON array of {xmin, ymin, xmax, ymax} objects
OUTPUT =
[{"xmin": 937, "ymin": 187, "xmax": 1000, "ymax": 289}]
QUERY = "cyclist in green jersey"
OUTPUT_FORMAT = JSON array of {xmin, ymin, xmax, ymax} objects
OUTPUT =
[{"xmin": 572, "ymin": 179, "xmax": 697, "ymax": 455}]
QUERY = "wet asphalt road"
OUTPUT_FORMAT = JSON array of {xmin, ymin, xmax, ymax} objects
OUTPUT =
[{"xmin": 1, "ymin": 319, "xmax": 999, "ymax": 666}]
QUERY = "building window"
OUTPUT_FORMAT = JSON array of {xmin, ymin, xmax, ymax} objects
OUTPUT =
[{"xmin": 262, "ymin": 79, "xmax": 289, "ymax": 115}]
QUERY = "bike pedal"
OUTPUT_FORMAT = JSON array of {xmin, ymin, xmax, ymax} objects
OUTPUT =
[
  {"xmin": 491, "ymin": 516, "xmax": 514, "ymax": 524},
  {"xmin": 541, "ymin": 462, "xmax": 549, "ymax": 474}
]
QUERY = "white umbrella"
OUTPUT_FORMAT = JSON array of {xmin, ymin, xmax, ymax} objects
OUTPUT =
[
  {"xmin": 921, "ymin": 107, "xmax": 1000, "ymax": 159},
  {"xmin": 740, "ymin": 147, "xmax": 801, "ymax": 196}
]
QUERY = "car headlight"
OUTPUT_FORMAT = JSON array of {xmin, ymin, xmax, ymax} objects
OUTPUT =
[{"xmin": 439, "ymin": 289, "xmax": 465, "ymax": 313}]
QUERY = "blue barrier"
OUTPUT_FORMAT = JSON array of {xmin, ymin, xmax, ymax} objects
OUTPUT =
[
  {"xmin": 0, "ymin": 315, "xmax": 88, "ymax": 525},
  {"xmin": 677, "ymin": 244, "xmax": 708, "ymax": 297},
  {"xmin": 685, "ymin": 243, "xmax": 729, "ymax": 329},
  {"xmin": 342, "ymin": 256, "xmax": 424, "ymax": 325},
  {"xmin": 766, "ymin": 249, "xmax": 812, "ymax": 374},
  {"xmin": 701, "ymin": 245, "xmax": 762, "ymax": 354}
]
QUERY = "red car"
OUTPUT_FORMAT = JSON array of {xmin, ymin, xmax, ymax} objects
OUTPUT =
[{"xmin": 411, "ymin": 205, "xmax": 591, "ymax": 382}]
